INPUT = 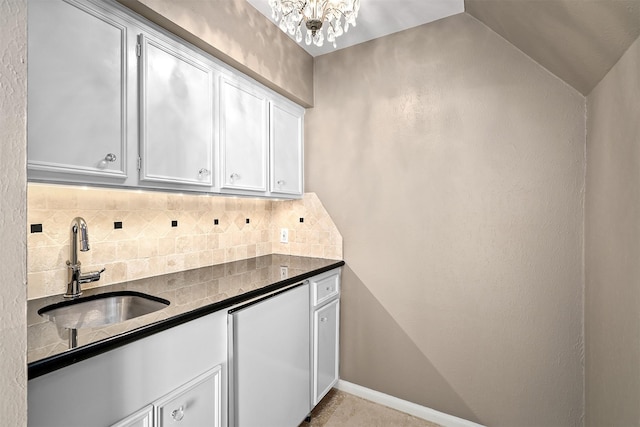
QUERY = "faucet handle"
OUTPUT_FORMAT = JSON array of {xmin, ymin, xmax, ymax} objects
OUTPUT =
[{"xmin": 79, "ymin": 267, "xmax": 106, "ymax": 284}]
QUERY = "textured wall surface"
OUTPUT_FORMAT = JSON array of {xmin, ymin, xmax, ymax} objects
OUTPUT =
[
  {"xmin": 307, "ymin": 13, "xmax": 586, "ymax": 426},
  {"xmin": 0, "ymin": 0, "xmax": 28, "ymax": 424},
  {"xmin": 585, "ymin": 35, "xmax": 640, "ymax": 427},
  {"xmin": 116, "ymin": 0, "xmax": 314, "ymax": 106},
  {"xmin": 27, "ymin": 185, "xmax": 342, "ymax": 299}
]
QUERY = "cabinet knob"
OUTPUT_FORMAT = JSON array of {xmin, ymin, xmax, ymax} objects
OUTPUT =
[
  {"xmin": 198, "ymin": 168, "xmax": 210, "ymax": 178},
  {"xmin": 230, "ymin": 173, "xmax": 240, "ymax": 182},
  {"xmin": 277, "ymin": 179, "xmax": 285, "ymax": 186},
  {"xmin": 320, "ymin": 317, "xmax": 328, "ymax": 322},
  {"xmin": 171, "ymin": 405, "xmax": 185, "ymax": 422},
  {"xmin": 98, "ymin": 153, "xmax": 117, "ymax": 169},
  {"xmin": 326, "ymin": 286, "xmax": 332, "ymax": 291}
]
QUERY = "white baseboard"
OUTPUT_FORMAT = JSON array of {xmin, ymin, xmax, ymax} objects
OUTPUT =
[{"xmin": 335, "ymin": 380, "xmax": 484, "ymax": 427}]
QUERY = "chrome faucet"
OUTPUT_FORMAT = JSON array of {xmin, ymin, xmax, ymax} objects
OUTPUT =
[{"xmin": 64, "ymin": 217, "xmax": 105, "ymax": 298}]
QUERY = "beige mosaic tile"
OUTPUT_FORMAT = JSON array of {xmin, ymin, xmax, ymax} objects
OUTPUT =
[
  {"xmin": 27, "ymin": 184, "xmax": 343, "ymax": 299},
  {"xmin": 271, "ymin": 193, "xmax": 343, "ymax": 260}
]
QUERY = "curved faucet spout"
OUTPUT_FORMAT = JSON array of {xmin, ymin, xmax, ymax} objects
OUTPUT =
[
  {"xmin": 69, "ymin": 217, "xmax": 89, "ymax": 266},
  {"xmin": 65, "ymin": 217, "xmax": 104, "ymax": 299}
]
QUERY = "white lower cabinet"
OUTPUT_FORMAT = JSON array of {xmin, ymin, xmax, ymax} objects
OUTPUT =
[
  {"xmin": 155, "ymin": 366, "xmax": 220, "ymax": 427},
  {"xmin": 28, "ymin": 269, "xmax": 341, "ymax": 427},
  {"xmin": 113, "ymin": 366, "xmax": 221, "ymax": 427},
  {"xmin": 313, "ymin": 299, "xmax": 340, "ymax": 405},
  {"xmin": 310, "ymin": 269, "xmax": 341, "ymax": 406},
  {"xmin": 111, "ymin": 405, "xmax": 154, "ymax": 427},
  {"xmin": 28, "ymin": 311, "xmax": 227, "ymax": 427}
]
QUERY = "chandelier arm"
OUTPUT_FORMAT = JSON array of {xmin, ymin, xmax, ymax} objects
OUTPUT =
[
  {"xmin": 300, "ymin": 0, "xmax": 309, "ymax": 20},
  {"xmin": 334, "ymin": 9, "xmax": 350, "ymax": 20},
  {"xmin": 279, "ymin": 1, "xmax": 306, "ymax": 20},
  {"xmin": 323, "ymin": 4, "xmax": 350, "ymax": 23},
  {"xmin": 320, "ymin": 0, "xmax": 334, "ymax": 22}
]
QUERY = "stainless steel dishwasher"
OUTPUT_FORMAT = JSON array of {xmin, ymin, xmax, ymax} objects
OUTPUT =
[{"xmin": 228, "ymin": 282, "xmax": 311, "ymax": 427}]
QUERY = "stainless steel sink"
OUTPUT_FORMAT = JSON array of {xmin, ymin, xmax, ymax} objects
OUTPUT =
[{"xmin": 38, "ymin": 291, "xmax": 170, "ymax": 330}]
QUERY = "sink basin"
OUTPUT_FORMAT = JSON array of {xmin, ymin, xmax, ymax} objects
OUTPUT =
[{"xmin": 38, "ymin": 291, "xmax": 170, "ymax": 329}]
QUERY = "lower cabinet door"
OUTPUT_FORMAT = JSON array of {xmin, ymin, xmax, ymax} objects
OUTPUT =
[
  {"xmin": 155, "ymin": 366, "xmax": 221, "ymax": 427},
  {"xmin": 110, "ymin": 405, "xmax": 154, "ymax": 427},
  {"xmin": 313, "ymin": 299, "xmax": 340, "ymax": 405}
]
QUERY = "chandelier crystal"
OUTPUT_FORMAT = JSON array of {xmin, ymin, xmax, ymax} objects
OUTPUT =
[{"xmin": 268, "ymin": 0, "xmax": 361, "ymax": 48}]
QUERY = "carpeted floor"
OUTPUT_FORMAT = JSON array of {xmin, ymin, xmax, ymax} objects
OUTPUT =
[{"xmin": 300, "ymin": 389, "xmax": 442, "ymax": 427}]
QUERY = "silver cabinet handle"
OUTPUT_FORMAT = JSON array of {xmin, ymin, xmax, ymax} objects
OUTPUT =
[
  {"xmin": 320, "ymin": 317, "xmax": 328, "ymax": 322},
  {"xmin": 326, "ymin": 286, "xmax": 332, "ymax": 291},
  {"xmin": 198, "ymin": 168, "xmax": 210, "ymax": 178},
  {"xmin": 277, "ymin": 179, "xmax": 285, "ymax": 185},
  {"xmin": 171, "ymin": 405, "xmax": 185, "ymax": 422},
  {"xmin": 98, "ymin": 153, "xmax": 117, "ymax": 169},
  {"xmin": 230, "ymin": 173, "xmax": 240, "ymax": 182}
]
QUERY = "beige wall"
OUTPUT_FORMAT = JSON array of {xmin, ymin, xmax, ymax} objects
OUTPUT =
[
  {"xmin": 585, "ymin": 36, "xmax": 640, "ymax": 426},
  {"xmin": 0, "ymin": 0, "xmax": 27, "ymax": 424},
  {"xmin": 307, "ymin": 13, "xmax": 586, "ymax": 426},
  {"xmin": 27, "ymin": 185, "xmax": 342, "ymax": 300},
  {"xmin": 116, "ymin": 0, "xmax": 314, "ymax": 107}
]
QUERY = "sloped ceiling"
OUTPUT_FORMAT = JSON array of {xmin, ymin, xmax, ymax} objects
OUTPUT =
[
  {"xmin": 465, "ymin": 0, "xmax": 640, "ymax": 95},
  {"xmin": 246, "ymin": 0, "xmax": 465, "ymax": 57},
  {"xmin": 247, "ymin": 0, "xmax": 640, "ymax": 96}
]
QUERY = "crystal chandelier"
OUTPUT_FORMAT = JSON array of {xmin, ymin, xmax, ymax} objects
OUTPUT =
[{"xmin": 268, "ymin": 0, "xmax": 361, "ymax": 48}]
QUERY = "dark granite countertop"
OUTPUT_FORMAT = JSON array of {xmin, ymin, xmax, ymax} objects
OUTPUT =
[{"xmin": 28, "ymin": 254, "xmax": 344, "ymax": 379}]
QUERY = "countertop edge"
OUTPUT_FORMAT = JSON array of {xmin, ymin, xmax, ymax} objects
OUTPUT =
[{"xmin": 28, "ymin": 259, "xmax": 345, "ymax": 380}]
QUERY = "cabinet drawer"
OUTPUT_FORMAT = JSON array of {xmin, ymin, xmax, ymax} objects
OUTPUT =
[
  {"xmin": 311, "ymin": 269, "xmax": 341, "ymax": 307},
  {"xmin": 155, "ymin": 366, "xmax": 221, "ymax": 427}
]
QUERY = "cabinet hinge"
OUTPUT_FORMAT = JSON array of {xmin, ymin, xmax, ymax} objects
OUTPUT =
[
  {"xmin": 137, "ymin": 157, "xmax": 141, "ymax": 171},
  {"xmin": 136, "ymin": 43, "xmax": 141, "ymax": 57}
]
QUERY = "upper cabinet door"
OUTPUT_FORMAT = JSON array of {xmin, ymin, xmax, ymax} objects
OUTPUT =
[
  {"xmin": 28, "ymin": 0, "xmax": 127, "ymax": 178},
  {"xmin": 270, "ymin": 101, "xmax": 304, "ymax": 196},
  {"xmin": 219, "ymin": 76, "xmax": 269, "ymax": 193},
  {"xmin": 139, "ymin": 34, "xmax": 215, "ymax": 187}
]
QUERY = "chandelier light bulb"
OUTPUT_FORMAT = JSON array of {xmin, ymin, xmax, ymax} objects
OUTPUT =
[{"xmin": 269, "ymin": 0, "xmax": 360, "ymax": 49}]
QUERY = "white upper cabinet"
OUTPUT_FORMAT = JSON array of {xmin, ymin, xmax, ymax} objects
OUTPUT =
[
  {"xmin": 138, "ymin": 34, "xmax": 215, "ymax": 187},
  {"xmin": 219, "ymin": 76, "xmax": 269, "ymax": 193},
  {"xmin": 28, "ymin": 0, "xmax": 128, "ymax": 179},
  {"xmin": 28, "ymin": 0, "xmax": 304, "ymax": 198},
  {"xmin": 270, "ymin": 101, "xmax": 304, "ymax": 196}
]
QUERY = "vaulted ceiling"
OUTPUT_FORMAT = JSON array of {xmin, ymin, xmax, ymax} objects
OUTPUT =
[
  {"xmin": 465, "ymin": 0, "xmax": 640, "ymax": 95},
  {"xmin": 248, "ymin": 0, "xmax": 640, "ymax": 96}
]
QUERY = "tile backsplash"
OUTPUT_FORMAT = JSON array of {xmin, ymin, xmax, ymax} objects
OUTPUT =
[{"xmin": 27, "ymin": 183, "xmax": 342, "ymax": 299}]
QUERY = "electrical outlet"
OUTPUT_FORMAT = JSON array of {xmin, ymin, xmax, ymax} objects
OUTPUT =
[
  {"xmin": 280, "ymin": 228, "xmax": 289, "ymax": 243},
  {"xmin": 280, "ymin": 266, "xmax": 288, "ymax": 280}
]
